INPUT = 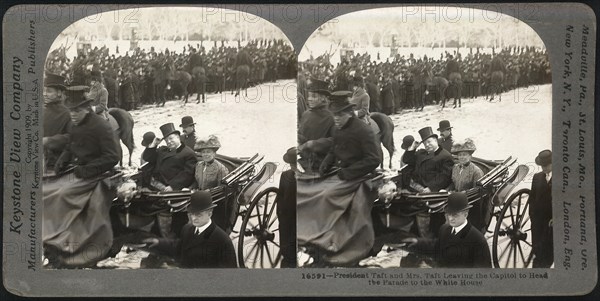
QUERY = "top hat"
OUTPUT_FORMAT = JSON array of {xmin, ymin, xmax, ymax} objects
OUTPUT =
[
  {"xmin": 194, "ymin": 135, "xmax": 221, "ymax": 151},
  {"xmin": 535, "ymin": 149, "xmax": 552, "ymax": 166},
  {"xmin": 159, "ymin": 123, "xmax": 180, "ymax": 138},
  {"xmin": 282, "ymin": 147, "xmax": 297, "ymax": 165},
  {"xmin": 141, "ymin": 131, "xmax": 156, "ymax": 147},
  {"xmin": 451, "ymin": 138, "xmax": 477, "ymax": 154},
  {"xmin": 307, "ymin": 78, "xmax": 331, "ymax": 96},
  {"xmin": 328, "ymin": 91, "xmax": 355, "ymax": 113},
  {"xmin": 44, "ymin": 73, "xmax": 67, "ymax": 90},
  {"xmin": 418, "ymin": 126, "xmax": 438, "ymax": 142},
  {"xmin": 180, "ymin": 116, "xmax": 196, "ymax": 128},
  {"xmin": 64, "ymin": 85, "xmax": 93, "ymax": 109},
  {"xmin": 187, "ymin": 190, "xmax": 216, "ymax": 213},
  {"xmin": 445, "ymin": 192, "xmax": 472, "ymax": 214},
  {"xmin": 437, "ymin": 120, "xmax": 452, "ymax": 131},
  {"xmin": 401, "ymin": 135, "xmax": 415, "ymax": 150}
]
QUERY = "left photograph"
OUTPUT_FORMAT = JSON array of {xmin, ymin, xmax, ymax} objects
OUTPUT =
[{"xmin": 42, "ymin": 6, "xmax": 297, "ymax": 269}]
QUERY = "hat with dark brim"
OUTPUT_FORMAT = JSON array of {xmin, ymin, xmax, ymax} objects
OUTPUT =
[
  {"xmin": 328, "ymin": 91, "xmax": 354, "ymax": 113},
  {"xmin": 437, "ymin": 120, "xmax": 452, "ymax": 131},
  {"xmin": 307, "ymin": 78, "xmax": 331, "ymax": 96},
  {"xmin": 44, "ymin": 73, "xmax": 67, "ymax": 90},
  {"xmin": 141, "ymin": 131, "xmax": 156, "ymax": 147},
  {"xmin": 282, "ymin": 147, "xmax": 297, "ymax": 165},
  {"xmin": 159, "ymin": 123, "xmax": 180, "ymax": 138},
  {"xmin": 401, "ymin": 135, "xmax": 415, "ymax": 150},
  {"xmin": 64, "ymin": 85, "xmax": 93, "ymax": 109},
  {"xmin": 187, "ymin": 190, "xmax": 216, "ymax": 213},
  {"xmin": 534, "ymin": 149, "xmax": 552, "ymax": 166},
  {"xmin": 180, "ymin": 116, "xmax": 195, "ymax": 128},
  {"xmin": 445, "ymin": 192, "xmax": 472, "ymax": 214},
  {"xmin": 418, "ymin": 126, "xmax": 438, "ymax": 142}
]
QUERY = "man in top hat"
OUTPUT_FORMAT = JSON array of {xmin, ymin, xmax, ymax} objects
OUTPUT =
[
  {"xmin": 437, "ymin": 120, "xmax": 454, "ymax": 153},
  {"xmin": 319, "ymin": 91, "xmax": 381, "ymax": 181},
  {"xmin": 143, "ymin": 190, "xmax": 237, "ymax": 268},
  {"xmin": 142, "ymin": 122, "xmax": 197, "ymax": 237},
  {"xmin": 180, "ymin": 116, "xmax": 198, "ymax": 149},
  {"xmin": 85, "ymin": 70, "xmax": 109, "ymax": 120},
  {"xmin": 298, "ymin": 78, "xmax": 335, "ymax": 173},
  {"xmin": 277, "ymin": 147, "xmax": 298, "ymax": 268},
  {"xmin": 529, "ymin": 149, "xmax": 553, "ymax": 268},
  {"xmin": 403, "ymin": 126, "xmax": 454, "ymax": 237},
  {"xmin": 402, "ymin": 192, "xmax": 492, "ymax": 268},
  {"xmin": 43, "ymin": 85, "xmax": 121, "ymax": 268},
  {"xmin": 43, "ymin": 73, "xmax": 72, "ymax": 173}
]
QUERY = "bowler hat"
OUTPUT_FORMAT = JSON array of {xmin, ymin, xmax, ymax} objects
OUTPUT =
[
  {"xmin": 437, "ymin": 120, "xmax": 452, "ymax": 131},
  {"xmin": 307, "ymin": 78, "xmax": 331, "ymax": 96},
  {"xmin": 418, "ymin": 126, "xmax": 438, "ymax": 141},
  {"xmin": 401, "ymin": 135, "xmax": 415, "ymax": 150},
  {"xmin": 187, "ymin": 190, "xmax": 216, "ymax": 213},
  {"xmin": 451, "ymin": 138, "xmax": 477, "ymax": 154},
  {"xmin": 535, "ymin": 150, "xmax": 552, "ymax": 166},
  {"xmin": 141, "ymin": 131, "xmax": 156, "ymax": 147},
  {"xmin": 180, "ymin": 116, "xmax": 196, "ymax": 128},
  {"xmin": 328, "ymin": 91, "xmax": 354, "ymax": 113},
  {"xmin": 159, "ymin": 123, "xmax": 180, "ymax": 138},
  {"xmin": 194, "ymin": 135, "xmax": 221, "ymax": 151},
  {"xmin": 64, "ymin": 85, "xmax": 93, "ymax": 109},
  {"xmin": 445, "ymin": 192, "xmax": 472, "ymax": 214},
  {"xmin": 282, "ymin": 147, "xmax": 297, "ymax": 165},
  {"xmin": 44, "ymin": 73, "xmax": 67, "ymax": 90}
]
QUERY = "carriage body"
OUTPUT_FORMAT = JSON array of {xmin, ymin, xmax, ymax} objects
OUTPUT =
[{"xmin": 110, "ymin": 153, "xmax": 281, "ymax": 268}]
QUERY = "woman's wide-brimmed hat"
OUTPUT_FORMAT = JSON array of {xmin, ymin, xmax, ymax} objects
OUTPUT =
[
  {"xmin": 194, "ymin": 135, "xmax": 221, "ymax": 151},
  {"xmin": 451, "ymin": 138, "xmax": 477, "ymax": 154}
]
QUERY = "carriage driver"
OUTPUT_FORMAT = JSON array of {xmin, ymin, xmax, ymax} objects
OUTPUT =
[
  {"xmin": 142, "ymin": 123, "xmax": 197, "ymax": 238},
  {"xmin": 42, "ymin": 73, "xmax": 72, "ymax": 173},
  {"xmin": 44, "ymin": 86, "xmax": 121, "ymax": 268}
]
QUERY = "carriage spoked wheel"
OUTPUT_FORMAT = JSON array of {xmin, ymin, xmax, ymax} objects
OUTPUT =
[
  {"xmin": 237, "ymin": 187, "xmax": 281, "ymax": 268},
  {"xmin": 492, "ymin": 188, "xmax": 534, "ymax": 268}
]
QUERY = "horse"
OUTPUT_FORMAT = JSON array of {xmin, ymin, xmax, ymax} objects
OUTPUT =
[
  {"xmin": 486, "ymin": 70, "xmax": 504, "ymax": 102},
  {"xmin": 370, "ymin": 112, "xmax": 395, "ymax": 169},
  {"xmin": 108, "ymin": 108, "xmax": 135, "ymax": 167},
  {"xmin": 444, "ymin": 72, "xmax": 463, "ymax": 109},
  {"xmin": 190, "ymin": 66, "xmax": 207, "ymax": 103},
  {"xmin": 235, "ymin": 64, "xmax": 250, "ymax": 97},
  {"xmin": 412, "ymin": 71, "xmax": 449, "ymax": 111}
]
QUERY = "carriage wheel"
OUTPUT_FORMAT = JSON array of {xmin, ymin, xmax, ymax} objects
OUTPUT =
[
  {"xmin": 492, "ymin": 188, "xmax": 533, "ymax": 268},
  {"xmin": 237, "ymin": 187, "xmax": 281, "ymax": 268}
]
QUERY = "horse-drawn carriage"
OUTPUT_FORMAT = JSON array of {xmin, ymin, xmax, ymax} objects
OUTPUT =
[
  {"xmin": 108, "ymin": 153, "xmax": 282, "ymax": 268},
  {"xmin": 299, "ymin": 156, "xmax": 533, "ymax": 268}
]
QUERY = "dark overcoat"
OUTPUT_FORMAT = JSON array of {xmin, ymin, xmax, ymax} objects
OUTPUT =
[
  {"xmin": 402, "ymin": 147, "xmax": 454, "ymax": 192},
  {"xmin": 322, "ymin": 117, "xmax": 380, "ymax": 181},
  {"xmin": 56, "ymin": 112, "xmax": 120, "ymax": 179},
  {"xmin": 413, "ymin": 223, "xmax": 492, "ymax": 268},
  {"xmin": 154, "ymin": 223, "xmax": 237, "ymax": 268},
  {"xmin": 142, "ymin": 143, "xmax": 197, "ymax": 190},
  {"xmin": 529, "ymin": 171, "xmax": 553, "ymax": 267},
  {"xmin": 43, "ymin": 102, "xmax": 72, "ymax": 169}
]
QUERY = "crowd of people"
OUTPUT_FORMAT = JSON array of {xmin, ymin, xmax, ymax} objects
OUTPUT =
[
  {"xmin": 46, "ymin": 39, "xmax": 297, "ymax": 110},
  {"xmin": 300, "ymin": 46, "xmax": 551, "ymax": 113},
  {"xmin": 296, "ymin": 73, "xmax": 554, "ymax": 268}
]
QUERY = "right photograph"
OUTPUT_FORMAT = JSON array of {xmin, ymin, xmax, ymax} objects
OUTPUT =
[{"xmin": 296, "ymin": 6, "xmax": 552, "ymax": 269}]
